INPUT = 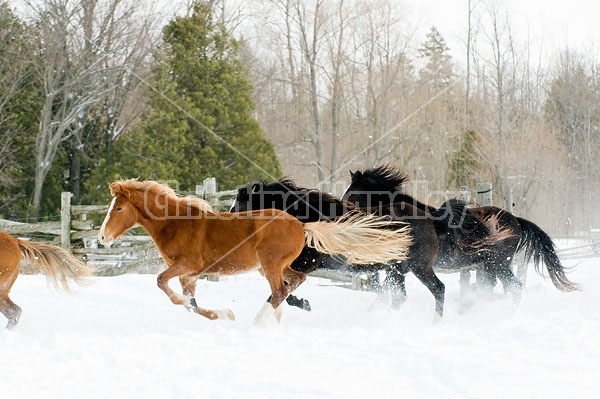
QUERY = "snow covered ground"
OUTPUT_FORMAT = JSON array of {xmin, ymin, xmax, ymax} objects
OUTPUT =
[{"xmin": 1, "ymin": 255, "xmax": 599, "ymax": 398}]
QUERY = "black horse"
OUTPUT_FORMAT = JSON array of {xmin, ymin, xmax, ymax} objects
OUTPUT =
[
  {"xmin": 341, "ymin": 165, "xmax": 580, "ymax": 304},
  {"xmin": 231, "ymin": 178, "xmax": 503, "ymax": 318}
]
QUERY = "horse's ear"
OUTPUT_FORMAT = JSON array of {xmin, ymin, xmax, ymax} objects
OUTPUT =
[
  {"xmin": 251, "ymin": 182, "xmax": 261, "ymax": 193},
  {"xmin": 349, "ymin": 170, "xmax": 354, "ymax": 176},
  {"xmin": 109, "ymin": 182, "xmax": 118, "ymax": 196},
  {"xmin": 110, "ymin": 182, "xmax": 130, "ymax": 198}
]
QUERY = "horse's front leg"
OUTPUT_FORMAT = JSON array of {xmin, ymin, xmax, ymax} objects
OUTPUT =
[
  {"xmin": 179, "ymin": 274, "xmax": 200, "ymax": 309},
  {"xmin": 157, "ymin": 266, "xmax": 234, "ymax": 321}
]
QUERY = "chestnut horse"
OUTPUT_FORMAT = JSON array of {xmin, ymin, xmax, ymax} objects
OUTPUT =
[
  {"xmin": 0, "ymin": 231, "xmax": 94, "ymax": 329},
  {"xmin": 98, "ymin": 179, "xmax": 412, "ymax": 323}
]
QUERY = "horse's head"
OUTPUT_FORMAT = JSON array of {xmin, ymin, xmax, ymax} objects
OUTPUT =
[
  {"xmin": 341, "ymin": 170, "xmax": 372, "ymax": 207},
  {"xmin": 230, "ymin": 179, "xmax": 299, "ymax": 213},
  {"xmin": 98, "ymin": 182, "xmax": 139, "ymax": 246},
  {"xmin": 230, "ymin": 181, "xmax": 262, "ymax": 212},
  {"xmin": 342, "ymin": 165, "xmax": 410, "ymax": 208}
]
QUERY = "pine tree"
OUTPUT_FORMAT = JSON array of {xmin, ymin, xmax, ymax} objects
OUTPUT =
[
  {"xmin": 446, "ymin": 129, "xmax": 484, "ymax": 189},
  {"xmin": 84, "ymin": 1, "xmax": 280, "ymax": 199},
  {"xmin": 0, "ymin": 2, "xmax": 41, "ymax": 219},
  {"xmin": 418, "ymin": 26, "xmax": 454, "ymax": 91}
]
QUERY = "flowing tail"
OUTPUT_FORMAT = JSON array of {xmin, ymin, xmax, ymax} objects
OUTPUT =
[
  {"xmin": 17, "ymin": 239, "xmax": 95, "ymax": 292},
  {"xmin": 515, "ymin": 217, "xmax": 580, "ymax": 291},
  {"xmin": 302, "ymin": 212, "xmax": 412, "ymax": 264}
]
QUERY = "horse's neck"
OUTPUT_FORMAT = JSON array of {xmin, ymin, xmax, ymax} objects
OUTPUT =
[
  {"xmin": 284, "ymin": 193, "xmax": 324, "ymax": 222},
  {"xmin": 394, "ymin": 193, "xmax": 437, "ymax": 213},
  {"xmin": 364, "ymin": 190, "xmax": 437, "ymax": 213},
  {"xmin": 321, "ymin": 198, "xmax": 349, "ymax": 220},
  {"xmin": 280, "ymin": 192, "xmax": 344, "ymax": 222},
  {"xmin": 132, "ymin": 194, "xmax": 201, "ymax": 240}
]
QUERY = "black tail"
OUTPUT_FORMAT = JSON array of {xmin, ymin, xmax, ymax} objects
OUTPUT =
[{"xmin": 516, "ymin": 217, "xmax": 580, "ymax": 291}]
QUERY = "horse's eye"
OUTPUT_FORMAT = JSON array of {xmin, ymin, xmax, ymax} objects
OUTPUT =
[{"xmin": 116, "ymin": 207, "xmax": 123, "ymax": 212}]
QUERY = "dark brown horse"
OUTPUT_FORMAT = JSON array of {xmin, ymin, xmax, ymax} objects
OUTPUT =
[
  {"xmin": 232, "ymin": 178, "xmax": 505, "ymax": 318},
  {"xmin": 98, "ymin": 179, "xmax": 412, "ymax": 324},
  {"xmin": 342, "ymin": 165, "xmax": 579, "ymax": 305},
  {"xmin": 0, "ymin": 231, "xmax": 94, "ymax": 329}
]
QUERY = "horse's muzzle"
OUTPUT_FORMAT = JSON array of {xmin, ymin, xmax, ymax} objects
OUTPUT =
[{"xmin": 98, "ymin": 232, "xmax": 114, "ymax": 246}]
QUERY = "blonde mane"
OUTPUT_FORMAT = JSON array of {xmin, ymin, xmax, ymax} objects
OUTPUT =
[{"xmin": 111, "ymin": 179, "xmax": 214, "ymax": 213}]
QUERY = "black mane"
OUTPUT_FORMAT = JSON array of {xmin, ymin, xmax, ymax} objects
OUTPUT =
[
  {"xmin": 265, "ymin": 178, "xmax": 351, "ymax": 209},
  {"xmin": 236, "ymin": 177, "xmax": 355, "ymax": 221},
  {"xmin": 355, "ymin": 165, "xmax": 410, "ymax": 193},
  {"xmin": 346, "ymin": 165, "xmax": 438, "ymax": 214}
]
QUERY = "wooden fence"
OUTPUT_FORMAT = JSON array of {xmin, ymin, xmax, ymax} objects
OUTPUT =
[
  {"xmin": 2, "ymin": 178, "xmax": 597, "ymax": 286},
  {"xmin": 0, "ymin": 178, "xmax": 237, "ymax": 276}
]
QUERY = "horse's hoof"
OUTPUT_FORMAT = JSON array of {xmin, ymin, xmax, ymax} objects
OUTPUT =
[
  {"xmin": 189, "ymin": 297, "xmax": 198, "ymax": 308},
  {"xmin": 302, "ymin": 299, "xmax": 312, "ymax": 312},
  {"xmin": 216, "ymin": 309, "xmax": 235, "ymax": 320},
  {"xmin": 6, "ymin": 310, "xmax": 21, "ymax": 330},
  {"xmin": 6, "ymin": 318, "xmax": 18, "ymax": 330},
  {"xmin": 185, "ymin": 297, "xmax": 198, "ymax": 312}
]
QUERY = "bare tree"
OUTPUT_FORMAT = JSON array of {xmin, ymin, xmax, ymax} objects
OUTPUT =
[
  {"xmin": 545, "ymin": 50, "xmax": 600, "ymax": 230},
  {"xmin": 24, "ymin": 0, "xmax": 159, "ymax": 212},
  {"xmin": 469, "ymin": 0, "xmax": 521, "ymax": 198},
  {"xmin": 351, "ymin": 0, "xmax": 416, "ymax": 170}
]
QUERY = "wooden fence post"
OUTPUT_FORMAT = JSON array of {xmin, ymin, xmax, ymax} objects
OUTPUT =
[
  {"xmin": 458, "ymin": 186, "xmax": 470, "ymax": 204},
  {"xmin": 61, "ymin": 192, "xmax": 72, "ymax": 249},
  {"xmin": 476, "ymin": 182, "xmax": 492, "ymax": 206},
  {"xmin": 203, "ymin": 177, "xmax": 217, "ymax": 203},
  {"xmin": 474, "ymin": 183, "xmax": 492, "ymax": 286},
  {"xmin": 503, "ymin": 185, "xmax": 526, "ymax": 285}
]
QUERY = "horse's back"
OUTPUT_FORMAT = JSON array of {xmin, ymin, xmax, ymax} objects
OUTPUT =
[
  {"xmin": 0, "ymin": 232, "xmax": 20, "ymax": 265},
  {"xmin": 198, "ymin": 210, "xmax": 305, "ymax": 273},
  {"xmin": 0, "ymin": 232, "xmax": 21, "ymax": 291}
]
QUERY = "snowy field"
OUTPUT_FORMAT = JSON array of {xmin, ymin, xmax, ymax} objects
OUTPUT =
[{"xmin": 1, "ymin": 255, "xmax": 599, "ymax": 398}]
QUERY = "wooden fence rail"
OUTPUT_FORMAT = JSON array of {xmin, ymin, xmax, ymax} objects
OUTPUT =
[
  {"xmin": 0, "ymin": 177, "xmax": 238, "ymax": 276},
  {"xmin": 2, "ymin": 179, "xmax": 597, "ymax": 286}
]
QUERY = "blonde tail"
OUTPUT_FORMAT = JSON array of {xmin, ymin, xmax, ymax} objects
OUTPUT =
[
  {"xmin": 303, "ymin": 212, "xmax": 412, "ymax": 264},
  {"xmin": 18, "ymin": 240, "xmax": 94, "ymax": 292}
]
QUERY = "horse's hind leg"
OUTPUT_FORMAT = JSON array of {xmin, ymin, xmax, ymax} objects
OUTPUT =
[
  {"xmin": 285, "ymin": 295, "xmax": 311, "ymax": 311},
  {"xmin": 283, "ymin": 268, "xmax": 307, "ymax": 295},
  {"xmin": 273, "ymin": 268, "xmax": 308, "ymax": 322},
  {"xmin": 0, "ymin": 261, "xmax": 20, "ymax": 329},
  {"xmin": 495, "ymin": 261, "xmax": 523, "ymax": 305},
  {"xmin": 255, "ymin": 264, "xmax": 298, "ymax": 326},
  {"xmin": 255, "ymin": 278, "xmax": 287, "ymax": 326},
  {"xmin": 1, "ymin": 294, "xmax": 21, "ymax": 330},
  {"xmin": 412, "ymin": 267, "xmax": 445, "ymax": 319},
  {"xmin": 386, "ymin": 267, "xmax": 408, "ymax": 310}
]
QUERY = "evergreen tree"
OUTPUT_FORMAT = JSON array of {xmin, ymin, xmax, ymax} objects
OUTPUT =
[
  {"xmin": 418, "ymin": 26, "xmax": 454, "ymax": 91},
  {"xmin": 446, "ymin": 129, "xmax": 484, "ymax": 189},
  {"xmin": 85, "ymin": 1, "xmax": 281, "ymax": 199},
  {"xmin": 0, "ymin": 2, "xmax": 42, "ymax": 219}
]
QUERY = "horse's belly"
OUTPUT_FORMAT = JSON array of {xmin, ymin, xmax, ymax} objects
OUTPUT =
[{"xmin": 204, "ymin": 259, "xmax": 261, "ymax": 276}]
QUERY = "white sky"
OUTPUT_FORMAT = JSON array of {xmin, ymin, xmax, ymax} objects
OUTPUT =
[
  {"xmin": 416, "ymin": 0, "xmax": 600, "ymax": 67},
  {"xmin": 11, "ymin": 0, "xmax": 600, "ymax": 67}
]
